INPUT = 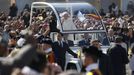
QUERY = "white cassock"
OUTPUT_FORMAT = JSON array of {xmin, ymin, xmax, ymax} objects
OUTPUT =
[
  {"xmin": 62, "ymin": 17, "xmax": 77, "ymax": 30},
  {"xmin": 57, "ymin": 17, "xmax": 77, "ymax": 41}
]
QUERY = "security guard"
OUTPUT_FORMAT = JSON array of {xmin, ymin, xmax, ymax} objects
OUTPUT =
[{"xmin": 82, "ymin": 46, "xmax": 102, "ymax": 75}]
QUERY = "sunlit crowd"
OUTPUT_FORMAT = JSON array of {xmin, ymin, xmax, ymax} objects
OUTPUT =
[{"xmin": 0, "ymin": 2, "xmax": 133, "ymax": 75}]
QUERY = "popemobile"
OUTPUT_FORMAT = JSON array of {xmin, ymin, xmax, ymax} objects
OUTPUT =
[{"xmin": 30, "ymin": 2, "xmax": 110, "ymax": 72}]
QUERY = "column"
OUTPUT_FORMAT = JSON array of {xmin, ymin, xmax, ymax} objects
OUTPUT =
[
  {"xmin": 121, "ymin": 0, "xmax": 129, "ymax": 13},
  {"xmin": 95, "ymin": 0, "xmax": 101, "ymax": 10},
  {"xmin": 0, "ymin": 0, "xmax": 10, "ymax": 13}
]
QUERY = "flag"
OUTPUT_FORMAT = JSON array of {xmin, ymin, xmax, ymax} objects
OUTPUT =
[{"xmin": 77, "ymin": 11, "xmax": 85, "ymax": 22}]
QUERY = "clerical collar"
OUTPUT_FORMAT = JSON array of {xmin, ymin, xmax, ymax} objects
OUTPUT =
[{"xmin": 86, "ymin": 63, "xmax": 99, "ymax": 72}]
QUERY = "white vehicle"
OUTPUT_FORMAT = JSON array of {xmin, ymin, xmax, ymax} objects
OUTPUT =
[{"xmin": 30, "ymin": 2, "xmax": 110, "ymax": 72}]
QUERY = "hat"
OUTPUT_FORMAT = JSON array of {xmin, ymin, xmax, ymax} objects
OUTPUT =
[{"xmin": 60, "ymin": 11, "xmax": 69, "ymax": 17}]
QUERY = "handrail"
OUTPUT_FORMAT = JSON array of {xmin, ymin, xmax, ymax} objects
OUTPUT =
[{"xmin": 61, "ymin": 30, "xmax": 107, "ymax": 34}]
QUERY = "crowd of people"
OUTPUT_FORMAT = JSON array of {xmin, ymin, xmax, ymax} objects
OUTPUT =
[{"xmin": 0, "ymin": 2, "xmax": 133, "ymax": 75}]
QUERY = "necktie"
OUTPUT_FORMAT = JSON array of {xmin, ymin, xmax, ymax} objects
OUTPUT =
[
  {"xmin": 111, "ymin": 37, "xmax": 114, "ymax": 42},
  {"xmin": 59, "ymin": 41, "xmax": 63, "ymax": 47}
]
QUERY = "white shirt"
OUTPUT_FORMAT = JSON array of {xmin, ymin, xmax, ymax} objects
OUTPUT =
[
  {"xmin": 86, "ymin": 63, "xmax": 99, "ymax": 72},
  {"xmin": 58, "ymin": 41, "xmax": 63, "ymax": 47}
]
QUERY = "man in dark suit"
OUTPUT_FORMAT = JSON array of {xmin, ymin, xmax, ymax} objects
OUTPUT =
[
  {"xmin": 78, "ymin": 39, "xmax": 89, "ymax": 46},
  {"xmin": 63, "ymin": 34, "xmax": 74, "ymax": 46},
  {"xmin": 78, "ymin": 33, "xmax": 91, "ymax": 47},
  {"xmin": 107, "ymin": 36, "xmax": 129, "ymax": 75},
  {"xmin": 102, "ymin": 29, "xmax": 115, "ymax": 45},
  {"xmin": 53, "ymin": 32, "xmax": 77, "ymax": 70},
  {"xmin": 48, "ymin": 11, "xmax": 59, "ymax": 32},
  {"xmin": 91, "ymin": 39, "xmax": 114, "ymax": 75},
  {"xmin": 9, "ymin": 3, "xmax": 18, "ymax": 17},
  {"xmin": 82, "ymin": 46, "xmax": 102, "ymax": 75}
]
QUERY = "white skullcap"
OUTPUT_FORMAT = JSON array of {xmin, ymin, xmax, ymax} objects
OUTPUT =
[{"xmin": 60, "ymin": 11, "xmax": 69, "ymax": 17}]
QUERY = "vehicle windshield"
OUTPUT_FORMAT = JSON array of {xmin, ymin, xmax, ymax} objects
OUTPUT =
[
  {"xmin": 30, "ymin": 2, "xmax": 110, "ymax": 46},
  {"xmin": 52, "ymin": 3, "xmax": 103, "ymax": 31}
]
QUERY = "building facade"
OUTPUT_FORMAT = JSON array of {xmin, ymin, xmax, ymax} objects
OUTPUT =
[
  {"xmin": 14, "ymin": 0, "xmax": 132, "ymax": 13},
  {"xmin": 0, "ymin": 0, "xmax": 133, "ymax": 14},
  {"xmin": 0, "ymin": 0, "xmax": 10, "ymax": 13}
]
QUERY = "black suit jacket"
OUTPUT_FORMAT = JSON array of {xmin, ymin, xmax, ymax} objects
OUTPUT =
[
  {"xmin": 107, "ymin": 44, "xmax": 129, "ymax": 75},
  {"xmin": 53, "ymin": 41, "xmax": 77, "ymax": 70},
  {"xmin": 53, "ymin": 41, "xmax": 77, "ymax": 60},
  {"xmin": 66, "ymin": 40, "xmax": 74, "ymax": 46},
  {"xmin": 99, "ymin": 52, "xmax": 114, "ymax": 75}
]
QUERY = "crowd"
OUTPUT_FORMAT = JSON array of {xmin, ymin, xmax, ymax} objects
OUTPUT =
[
  {"xmin": 0, "ymin": 2, "xmax": 133, "ymax": 75},
  {"xmin": 101, "ymin": 2, "xmax": 134, "ymax": 75}
]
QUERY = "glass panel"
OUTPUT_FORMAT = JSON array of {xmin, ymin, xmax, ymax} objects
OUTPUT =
[
  {"xmin": 31, "ymin": 4, "xmax": 58, "ymax": 32},
  {"xmin": 53, "ymin": 3, "xmax": 104, "ymax": 31}
]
